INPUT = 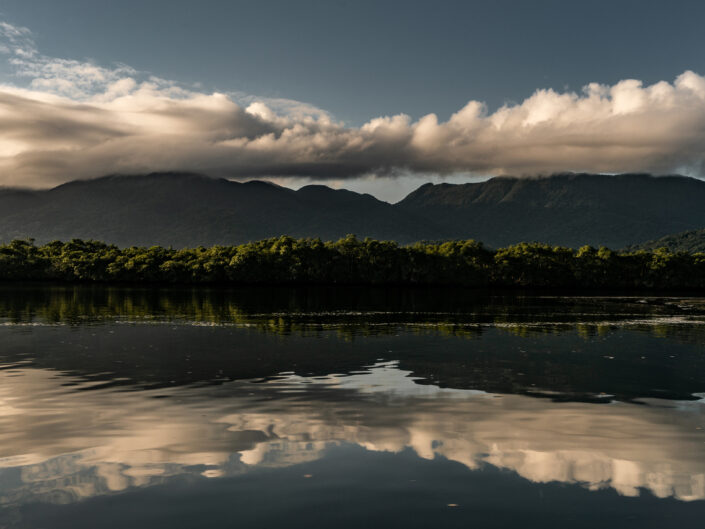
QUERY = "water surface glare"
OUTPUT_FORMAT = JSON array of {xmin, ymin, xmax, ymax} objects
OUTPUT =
[{"xmin": 0, "ymin": 286, "xmax": 704, "ymax": 528}]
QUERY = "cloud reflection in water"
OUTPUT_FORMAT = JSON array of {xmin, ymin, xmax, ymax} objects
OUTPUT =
[{"xmin": 0, "ymin": 361, "xmax": 703, "ymax": 509}]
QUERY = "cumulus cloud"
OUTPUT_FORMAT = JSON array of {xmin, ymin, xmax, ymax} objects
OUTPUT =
[{"xmin": 1, "ymin": 21, "xmax": 705, "ymax": 187}]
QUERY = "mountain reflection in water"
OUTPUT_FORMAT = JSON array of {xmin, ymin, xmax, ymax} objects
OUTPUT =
[{"xmin": 0, "ymin": 286, "xmax": 705, "ymax": 528}]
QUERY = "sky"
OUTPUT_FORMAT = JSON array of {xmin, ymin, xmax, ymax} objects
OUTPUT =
[{"xmin": 1, "ymin": 0, "xmax": 705, "ymax": 201}]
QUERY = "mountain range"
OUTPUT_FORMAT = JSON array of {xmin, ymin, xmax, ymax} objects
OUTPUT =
[{"xmin": 1, "ymin": 172, "xmax": 705, "ymax": 249}]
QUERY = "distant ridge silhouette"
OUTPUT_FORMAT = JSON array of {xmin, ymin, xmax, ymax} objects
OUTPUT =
[{"xmin": 1, "ymin": 172, "xmax": 704, "ymax": 248}]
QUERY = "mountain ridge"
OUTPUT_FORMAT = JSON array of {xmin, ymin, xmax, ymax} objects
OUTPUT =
[
  {"xmin": 1, "ymin": 172, "xmax": 705, "ymax": 248},
  {"xmin": 397, "ymin": 172, "xmax": 705, "ymax": 248},
  {"xmin": 0, "ymin": 172, "xmax": 440, "ymax": 247}
]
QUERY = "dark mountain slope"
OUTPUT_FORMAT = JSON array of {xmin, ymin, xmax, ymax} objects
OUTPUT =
[
  {"xmin": 627, "ymin": 228, "xmax": 705, "ymax": 253},
  {"xmin": 0, "ymin": 173, "xmax": 440, "ymax": 247},
  {"xmin": 2, "ymin": 172, "xmax": 705, "ymax": 248},
  {"xmin": 397, "ymin": 173, "xmax": 705, "ymax": 248}
]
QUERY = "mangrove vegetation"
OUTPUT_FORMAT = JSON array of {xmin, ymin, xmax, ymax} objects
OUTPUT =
[{"xmin": 1, "ymin": 236, "xmax": 704, "ymax": 289}]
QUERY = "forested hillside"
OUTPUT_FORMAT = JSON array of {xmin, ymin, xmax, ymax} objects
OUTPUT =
[
  {"xmin": 1, "ymin": 172, "xmax": 705, "ymax": 248},
  {"xmin": 0, "ymin": 173, "xmax": 437, "ymax": 247},
  {"xmin": 627, "ymin": 228, "xmax": 705, "ymax": 253},
  {"xmin": 398, "ymin": 173, "xmax": 705, "ymax": 248}
]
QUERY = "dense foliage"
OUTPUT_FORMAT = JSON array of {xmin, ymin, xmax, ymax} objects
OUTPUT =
[
  {"xmin": 1, "ymin": 236, "xmax": 705, "ymax": 289},
  {"xmin": 626, "ymin": 228, "xmax": 705, "ymax": 254}
]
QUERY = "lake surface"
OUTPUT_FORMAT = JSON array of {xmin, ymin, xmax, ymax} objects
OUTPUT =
[{"xmin": 1, "ymin": 285, "xmax": 705, "ymax": 528}]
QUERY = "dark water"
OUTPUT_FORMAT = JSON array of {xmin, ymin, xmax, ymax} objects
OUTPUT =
[{"xmin": 1, "ymin": 286, "xmax": 705, "ymax": 528}]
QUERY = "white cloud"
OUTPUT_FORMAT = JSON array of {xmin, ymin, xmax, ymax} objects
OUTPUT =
[{"xmin": 1, "ymin": 20, "xmax": 705, "ymax": 188}]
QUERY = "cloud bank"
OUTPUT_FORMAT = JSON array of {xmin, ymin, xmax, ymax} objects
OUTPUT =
[{"xmin": 2, "ymin": 21, "xmax": 705, "ymax": 187}]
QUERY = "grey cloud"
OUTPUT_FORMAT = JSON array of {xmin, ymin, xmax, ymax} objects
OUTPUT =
[
  {"xmin": 2, "ymin": 72, "xmax": 705, "ymax": 187},
  {"xmin": 0, "ymin": 91, "xmax": 126, "ymax": 145},
  {"xmin": 2, "ymin": 20, "xmax": 705, "ymax": 186}
]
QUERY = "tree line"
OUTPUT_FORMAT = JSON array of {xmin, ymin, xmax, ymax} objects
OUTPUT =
[{"xmin": 1, "ymin": 236, "xmax": 704, "ymax": 289}]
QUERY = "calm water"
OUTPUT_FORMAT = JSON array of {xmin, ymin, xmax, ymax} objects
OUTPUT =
[{"xmin": 1, "ymin": 286, "xmax": 705, "ymax": 528}]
